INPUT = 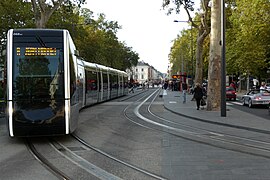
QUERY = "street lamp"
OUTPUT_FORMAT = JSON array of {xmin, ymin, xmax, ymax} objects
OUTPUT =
[
  {"xmin": 173, "ymin": 20, "xmax": 198, "ymax": 80},
  {"xmin": 221, "ymin": 0, "xmax": 226, "ymax": 117}
]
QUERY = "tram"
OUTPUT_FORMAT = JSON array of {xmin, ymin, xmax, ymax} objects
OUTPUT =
[{"xmin": 6, "ymin": 29, "xmax": 128, "ymax": 137}]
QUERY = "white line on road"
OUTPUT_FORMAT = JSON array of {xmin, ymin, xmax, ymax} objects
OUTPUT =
[{"xmin": 227, "ymin": 101, "xmax": 242, "ymax": 106}]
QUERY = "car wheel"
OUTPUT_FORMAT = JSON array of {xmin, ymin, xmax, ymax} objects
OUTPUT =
[
  {"xmin": 242, "ymin": 98, "xmax": 245, "ymax": 106},
  {"xmin": 248, "ymin": 99, "xmax": 253, "ymax": 108}
]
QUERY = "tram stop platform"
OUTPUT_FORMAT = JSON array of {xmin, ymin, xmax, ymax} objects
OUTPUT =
[{"xmin": 162, "ymin": 90, "xmax": 270, "ymax": 134}]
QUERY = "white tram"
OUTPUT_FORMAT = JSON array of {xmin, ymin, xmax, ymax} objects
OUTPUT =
[{"xmin": 6, "ymin": 29, "xmax": 128, "ymax": 137}]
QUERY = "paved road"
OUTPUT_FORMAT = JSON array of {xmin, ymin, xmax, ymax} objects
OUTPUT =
[
  {"xmin": 1, "ymin": 89, "xmax": 270, "ymax": 180},
  {"xmin": 227, "ymin": 100, "xmax": 270, "ymax": 120}
]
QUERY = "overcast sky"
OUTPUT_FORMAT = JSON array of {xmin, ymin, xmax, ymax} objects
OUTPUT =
[{"xmin": 84, "ymin": 0, "xmax": 191, "ymax": 73}]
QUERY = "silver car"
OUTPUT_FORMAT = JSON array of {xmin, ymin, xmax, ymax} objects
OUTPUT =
[{"xmin": 242, "ymin": 89, "xmax": 270, "ymax": 108}]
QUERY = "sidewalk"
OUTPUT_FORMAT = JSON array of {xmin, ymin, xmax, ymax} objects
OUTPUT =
[{"xmin": 162, "ymin": 90, "xmax": 270, "ymax": 134}]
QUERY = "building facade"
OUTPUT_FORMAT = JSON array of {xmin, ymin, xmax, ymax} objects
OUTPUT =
[{"xmin": 126, "ymin": 61, "xmax": 164, "ymax": 85}]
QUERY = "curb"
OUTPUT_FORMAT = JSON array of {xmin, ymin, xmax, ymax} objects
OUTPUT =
[{"xmin": 163, "ymin": 104, "xmax": 270, "ymax": 135}]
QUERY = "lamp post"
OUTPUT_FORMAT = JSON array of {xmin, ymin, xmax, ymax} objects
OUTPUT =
[
  {"xmin": 174, "ymin": 20, "xmax": 192, "ymax": 80},
  {"xmin": 221, "ymin": 0, "xmax": 226, "ymax": 117},
  {"xmin": 174, "ymin": 20, "xmax": 201, "ymax": 80}
]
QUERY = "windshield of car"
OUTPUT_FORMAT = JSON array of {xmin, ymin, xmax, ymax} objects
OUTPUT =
[
  {"xmin": 249, "ymin": 89, "xmax": 270, "ymax": 95},
  {"xmin": 261, "ymin": 91, "xmax": 270, "ymax": 96},
  {"xmin": 226, "ymin": 87, "xmax": 235, "ymax": 91}
]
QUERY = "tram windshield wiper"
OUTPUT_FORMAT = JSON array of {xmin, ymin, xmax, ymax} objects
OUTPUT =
[{"xmin": 35, "ymin": 35, "xmax": 47, "ymax": 47}]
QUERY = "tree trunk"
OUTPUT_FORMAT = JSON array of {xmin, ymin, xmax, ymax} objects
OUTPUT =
[
  {"xmin": 31, "ymin": 0, "xmax": 63, "ymax": 28},
  {"xmin": 194, "ymin": 26, "xmax": 208, "ymax": 85},
  {"xmin": 36, "ymin": 12, "xmax": 47, "ymax": 28},
  {"xmin": 193, "ymin": 0, "xmax": 211, "ymax": 85},
  {"xmin": 206, "ymin": 0, "xmax": 221, "ymax": 111}
]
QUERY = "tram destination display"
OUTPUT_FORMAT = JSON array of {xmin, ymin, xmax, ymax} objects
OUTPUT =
[{"xmin": 16, "ymin": 47, "xmax": 57, "ymax": 56}]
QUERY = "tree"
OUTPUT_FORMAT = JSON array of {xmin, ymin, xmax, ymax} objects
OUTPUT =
[
  {"xmin": 0, "ymin": 1, "xmax": 139, "ymax": 71},
  {"xmin": 31, "ymin": 0, "xmax": 64, "ymax": 28},
  {"xmin": 163, "ymin": 0, "xmax": 211, "ymax": 84},
  {"xmin": 120, "ymin": 44, "xmax": 139, "ymax": 71},
  {"xmin": 226, "ymin": 0, "xmax": 270, "ymax": 80},
  {"xmin": 77, "ymin": 9, "xmax": 139, "ymax": 70},
  {"xmin": 30, "ymin": 0, "xmax": 85, "ymax": 28},
  {"xmin": 169, "ymin": 29, "xmax": 195, "ymax": 77},
  {"xmin": 163, "ymin": 0, "xmax": 224, "ymax": 111},
  {"xmin": 206, "ymin": 0, "xmax": 221, "ymax": 111},
  {"xmin": 0, "ymin": 0, "xmax": 34, "ymax": 64}
]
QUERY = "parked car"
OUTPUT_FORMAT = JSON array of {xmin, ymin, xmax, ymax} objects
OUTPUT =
[
  {"xmin": 266, "ymin": 83, "xmax": 270, "ymax": 91},
  {"xmin": 242, "ymin": 89, "xmax": 270, "ymax": 108},
  {"xmin": 226, "ymin": 86, "xmax": 236, "ymax": 101}
]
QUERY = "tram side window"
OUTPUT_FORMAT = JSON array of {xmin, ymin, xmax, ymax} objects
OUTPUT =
[
  {"xmin": 119, "ymin": 75, "xmax": 123, "ymax": 88},
  {"xmin": 109, "ymin": 74, "xmax": 112, "ymax": 90},
  {"xmin": 103, "ymin": 72, "xmax": 108, "ymax": 91},
  {"xmin": 86, "ymin": 70, "xmax": 98, "ymax": 92},
  {"xmin": 124, "ymin": 76, "xmax": 128, "ymax": 88},
  {"xmin": 113, "ymin": 73, "xmax": 118, "ymax": 90},
  {"xmin": 109, "ymin": 73, "xmax": 117, "ymax": 90}
]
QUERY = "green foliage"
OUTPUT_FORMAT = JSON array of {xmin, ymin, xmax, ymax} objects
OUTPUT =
[
  {"xmin": 0, "ymin": 0, "xmax": 34, "ymax": 31},
  {"xmin": 162, "ymin": 0, "xmax": 195, "ymax": 14},
  {"xmin": 76, "ymin": 10, "xmax": 139, "ymax": 70},
  {"xmin": 169, "ymin": 28, "xmax": 198, "ymax": 77},
  {"xmin": 166, "ymin": 0, "xmax": 270, "ymax": 81},
  {"xmin": 0, "ymin": 0, "xmax": 34, "ymax": 62},
  {"xmin": 0, "ymin": 1, "xmax": 139, "ymax": 71},
  {"xmin": 226, "ymin": 0, "xmax": 270, "ymax": 78}
]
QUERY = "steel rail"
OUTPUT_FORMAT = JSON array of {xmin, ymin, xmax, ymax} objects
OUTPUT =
[{"xmin": 25, "ymin": 138, "xmax": 71, "ymax": 180}]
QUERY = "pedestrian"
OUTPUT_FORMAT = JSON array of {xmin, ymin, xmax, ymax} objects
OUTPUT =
[
  {"xmin": 230, "ymin": 81, "xmax": 236, "ymax": 90},
  {"xmin": 182, "ymin": 82, "xmax": 187, "ymax": 103},
  {"xmin": 193, "ymin": 83, "xmax": 204, "ymax": 110},
  {"xmin": 260, "ymin": 82, "xmax": 266, "ymax": 93},
  {"xmin": 163, "ymin": 81, "xmax": 168, "ymax": 90}
]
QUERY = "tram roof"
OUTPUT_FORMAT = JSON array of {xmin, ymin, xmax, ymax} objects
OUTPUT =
[{"xmin": 82, "ymin": 60, "xmax": 127, "ymax": 75}]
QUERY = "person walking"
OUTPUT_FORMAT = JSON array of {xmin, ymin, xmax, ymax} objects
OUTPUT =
[
  {"xmin": 193, "ymin": 83, "xmax": 204, "ymax": 110},
  {"xmin": 260, "ymin": 82, "xmax": 266, "ymax": 92},
  {"xmin": 182, "ymin": 82, "xmax": 188, "ymax": 103}
]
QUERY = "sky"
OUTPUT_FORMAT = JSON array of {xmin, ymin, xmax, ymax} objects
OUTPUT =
[{"xmin": 83, "ymin": 0, "xmax": 190, "ymax": 73}]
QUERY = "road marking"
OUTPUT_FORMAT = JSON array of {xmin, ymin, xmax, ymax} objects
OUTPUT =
[
  {"xmin": 227, "ymin": 101, "xmax": 242, "ymax": 106},
  {"xmin": 51, "ymin": 141, "xmax": 122, "ymax": 180},
  {"xmin": 163, "ymin": 90, "xmax": 167, "ymax": 96},
  {"xmin": 169, "ymin": 101, "xmax": 177, "ymax": 104}
]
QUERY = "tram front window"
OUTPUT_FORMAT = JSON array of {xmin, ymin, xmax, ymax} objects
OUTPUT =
[
  {"xmin": 13, "ymin": 44, "xmax": 64, "ymax": 101},
  {"xmin": 12, "ymin": 37, "xmax": 65, "ymax": 124}
]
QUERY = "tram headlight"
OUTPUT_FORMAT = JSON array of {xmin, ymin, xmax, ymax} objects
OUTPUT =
[
  {"xmin": 8, "ymin": 101, "xmax": 14, "ymax": 137},
  {"xmin": 8, "ymin": 101, "xmax": 13, "ymax": 115}
]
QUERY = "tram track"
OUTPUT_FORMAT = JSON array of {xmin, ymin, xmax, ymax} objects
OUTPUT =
[
  {"xmin": 26, "ymin": 90, "xmax": 165, "ymax": 180},
  {"xmin": 25, "ymin": 138, "xmax": 71, "ymax": 180},
  {"xmin": 49, "ymin": 138, "xmax": 123, "ymax": 180},
  {"xmin": 25, "ymin": 87, "xmax": 270, "ymax": 180},
  {"xmin": 23, "ymin": 90, "xmax": 161, "ymax": 180},
  {"xmin": 24, "ymin": 88, "xmax": 270, "ymax": 180},
  {"xmin": 26, "ymin": 137, "xmax": 129, "ymax": 180},
  {"xmin": 123, "ymin": 88, "xmax": 270, "ymax": 159},
  {"xmin": 70, "ymin": 133, "xmax": 167, "ymax": 180}
]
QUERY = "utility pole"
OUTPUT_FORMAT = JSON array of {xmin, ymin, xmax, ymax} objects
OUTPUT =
[{"xmin": 221, "ymin": 0, "xmax": 226, "ymax": 117}]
